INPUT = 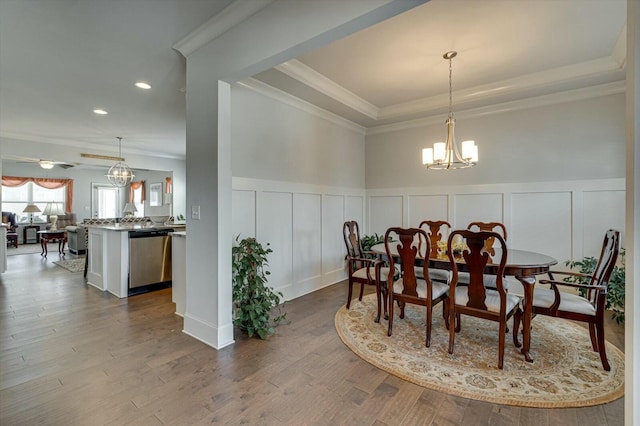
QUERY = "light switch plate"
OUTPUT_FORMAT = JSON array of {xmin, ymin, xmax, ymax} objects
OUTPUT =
[{"xmin": 191, "ymin": 205, "xmax": 200, "ymax": 220}]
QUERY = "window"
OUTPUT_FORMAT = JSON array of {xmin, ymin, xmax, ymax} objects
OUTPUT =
[
  {"xmin": 132, "ymin": 186, "xmax": 144, "ymax": 217},
  {"xmin": 2, "ymin": 182, "xmax": 65, "ymax": 223}
]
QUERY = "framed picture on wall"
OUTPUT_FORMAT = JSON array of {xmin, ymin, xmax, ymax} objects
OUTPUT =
[{"xmin": 149, "ymin": 182, "xmax": 162, "ymax": 206}]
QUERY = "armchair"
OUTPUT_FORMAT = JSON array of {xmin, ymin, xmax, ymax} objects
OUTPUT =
[
  {"xmin": 65, "ymin": 225, "xmax": 86, "ymax": 254},
  {"xmin": 519, "ymin": 229, "xmax": 620, "ymax": 371},
  {"xmin": 343, "ymin": 221, "xmax": 393, "ymax": 322},
  {"xmin": 2, "ymin": 212, "xmax": 19, "ymax": 248}
]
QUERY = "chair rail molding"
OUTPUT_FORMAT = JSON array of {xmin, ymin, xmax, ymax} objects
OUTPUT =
[{"xmin": 366, "ymin": 178, "xmax": 625, "ymax": 264}]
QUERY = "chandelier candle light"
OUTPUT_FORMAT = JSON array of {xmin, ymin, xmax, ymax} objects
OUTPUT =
[
  {"xmin": 422, "ymin": 51, "xmax": 478, "ymax": 170},
  {"xmin": 106, "ymin": 137, "xmax": 135, "ymax": 187}
]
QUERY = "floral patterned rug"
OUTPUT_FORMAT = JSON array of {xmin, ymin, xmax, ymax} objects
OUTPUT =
[
  {"xmin": 335, "ymin": 294, "xmax": 624, "ymax": 408},
  {"xmin": 53, "ymin": 257, "xmax": 85, "ymax": 273}
]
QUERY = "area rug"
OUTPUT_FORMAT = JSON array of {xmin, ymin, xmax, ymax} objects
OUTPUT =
[
  {"xmin": 53, "ymin": 258, "xmax": 85, "ymax": 273},
  {"xmin": 335, "ymin": 293, "xmax": 625, "ymax": 408}
]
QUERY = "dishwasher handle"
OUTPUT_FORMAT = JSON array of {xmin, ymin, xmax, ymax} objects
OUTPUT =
[{"xmin": 129, "ymin": 230, "xmax": 171, "ymax": 238}]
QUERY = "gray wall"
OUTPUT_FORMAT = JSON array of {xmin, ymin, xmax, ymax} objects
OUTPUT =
[
  {"xmin": 365, "ymin": 93, "xmax": 625, "ymax": 188},
  {"xmin": 1, "ymin": 162, "xmax": 174, "ymax": 221},
  {"xmin": 0, "ymin": 137, "xmax": 186, "ymax": 219},
  {"xmin": 231, "ymin": 83, "xmax": 365, "ymax": 188}
]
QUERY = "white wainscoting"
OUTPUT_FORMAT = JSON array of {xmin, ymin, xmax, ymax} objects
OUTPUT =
[
  {"xmin": 367, "ymin": 179, "xmax": 625, "ymax": 264},
  {"xmin": 232, "ymin": 177, "xmax": 365, "ymax": 301}
]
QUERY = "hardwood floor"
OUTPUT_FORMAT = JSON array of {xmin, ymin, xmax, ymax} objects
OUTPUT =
[{"xmin": 0, "ymin": 252, "xmax": 625, "ymax": 425}]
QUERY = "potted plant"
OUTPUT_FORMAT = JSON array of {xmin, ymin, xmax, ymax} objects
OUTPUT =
[
  {"xmin": 564, "ymin": 248, "xmax": 626, "ymax": 324},
  {"xmin": 360, "ymin": 233, "xmax": 389, "ymax": 258},
  {"xmin": 232, "ymin": 236, "xmax": 287, "ymax": 339}
]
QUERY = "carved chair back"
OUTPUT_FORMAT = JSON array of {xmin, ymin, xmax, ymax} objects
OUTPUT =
[
  {"xmin": 467, "ymin": 221, "xmax": 507, "ymax": 255},
  {"xmin": 419, "ymin": 220, "xmax": 451, "ymax": 258}
]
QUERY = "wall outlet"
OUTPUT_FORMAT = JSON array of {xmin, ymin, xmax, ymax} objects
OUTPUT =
[{"xmin": 191, "ymin": 205, "xmax": 200, "ymax": 220}]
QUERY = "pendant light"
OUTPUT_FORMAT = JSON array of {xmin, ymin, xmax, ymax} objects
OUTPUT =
[
  {"xmin": 422, "ymin": 51, "xmax": 478, "ymax": 170},
  {"xmin": 106, "ymin": 137, "xmax": 135, "ymax": 187}
]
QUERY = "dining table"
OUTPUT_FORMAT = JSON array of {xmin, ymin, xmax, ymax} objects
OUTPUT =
[{"xmin": 370, "ymin": 241, "xmax": 557, "ymax": 364}]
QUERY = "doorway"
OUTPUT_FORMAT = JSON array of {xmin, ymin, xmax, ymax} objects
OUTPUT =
[{"xmin": 91, "ymin": 183, "xmax": 120, "ymax": 218}]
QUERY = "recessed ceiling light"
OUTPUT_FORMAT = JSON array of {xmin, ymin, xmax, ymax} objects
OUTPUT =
[
  {"xmin": 135, "ymin": 81, "xmax": 152, "ymax": 90},
  {"xmin": 93, "ymin": 109, "xmax": 108, "ymax": 115}
]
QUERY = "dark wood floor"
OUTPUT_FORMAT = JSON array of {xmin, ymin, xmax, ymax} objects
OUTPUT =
[{"xmin": 0, "ymin": 251, "xmax": 625, "ymax": 425}]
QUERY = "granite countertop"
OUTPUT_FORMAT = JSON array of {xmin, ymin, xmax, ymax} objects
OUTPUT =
[{"xmin": 85, "ymin": 223, "xmax": 186, "ymax": 232}]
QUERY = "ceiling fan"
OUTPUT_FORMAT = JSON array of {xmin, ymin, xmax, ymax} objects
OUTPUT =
[{"xmin": 13, "ymin": 157, "xmax": 77, "ymax": 170}]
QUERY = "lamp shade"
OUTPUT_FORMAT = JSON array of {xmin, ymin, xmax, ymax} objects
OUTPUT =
[
  {"xmin": 22, "ymin": 204, "xmax": 41, "ymax": 214},
  {"xmin": 41, "ymin": 202, "xmax": 64, "ymax": 216},
  {"xmin": 42, "ymin": 202, "xmax": 64, "ymax": 231},
  {"xmin": 123, "ymin": 203, "xmax": 137, "ymax": 216}
]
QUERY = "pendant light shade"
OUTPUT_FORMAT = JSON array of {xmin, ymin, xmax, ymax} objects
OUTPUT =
[{"xmin": 106, "ymin": 137, "xmax": 135, "ymax": 187}]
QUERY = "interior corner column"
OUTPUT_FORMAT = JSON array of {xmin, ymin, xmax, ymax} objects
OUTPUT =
[
  {"xmin": 182, "ymin": 57, "xmax": 234, "ymax": 349},
  {"xmin": 625, "ymin": 0, "xmax": 639, "ymax": 424}
]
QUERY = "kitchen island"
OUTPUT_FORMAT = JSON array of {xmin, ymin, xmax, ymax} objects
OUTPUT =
[{"xmin": 85, "ymin": 223, "xmax": 185, "ymax": 298}]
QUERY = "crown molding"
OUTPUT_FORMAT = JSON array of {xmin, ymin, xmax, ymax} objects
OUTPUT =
[
  {"xmin": 611, "ymin": 24, "xmax": 627, "ymax": 68},
  {"xmin": 379, "ymin": 56, "xmax": 622, "ymax": 120},
  {"xmin": 237, "ymin": 78, "xmax": 366, "ymax": 135},
  {"xmin": 275, "ymin": 60, "xmax": 379, "ymax": 119},
  {"xmin": 366, "ymin": 81, "xmax": 625, "ymax": 136},
  {"xmin": 0, "ymin": 132, "xmax": 186, "ymax": 160},
  {"xmin": 278, "ymin": 55, "xmax": 623, "ymax": 125},
  {"xmin": 173, "ymin": 0, "xmax": 275, "ymax": 57}
]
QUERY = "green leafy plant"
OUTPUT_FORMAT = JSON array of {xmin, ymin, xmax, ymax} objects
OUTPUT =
[
  {"xmin": 360, "ymin": 233, "xmax": 389, "ymax": 254},
  {"xmin": 232, "ymin": 236, "xmax": 287, "ymax": 339},
  {"xmin": 564, "ymin": 248, "xmax": 626, "ymax": 324}
]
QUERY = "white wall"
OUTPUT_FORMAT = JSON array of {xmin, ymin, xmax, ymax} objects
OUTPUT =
[
  {"xmin": 367, "ymin": 179, "xmax": 625, "ymax": 264},
  {"xmin": 181, "ymin": 0, "xmax": 422, "ymax": 349},
  {"xmin": 231, "ymin": 84, "xmax": 366, "ymax": 300}
]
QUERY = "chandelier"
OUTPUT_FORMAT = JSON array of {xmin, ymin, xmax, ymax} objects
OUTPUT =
[
  {"xmin": 106, "ymin": 137, "xmax": 135, "ymax": 187},
  {"xmin": 422, "ymin": 51, "xmax": 478, "ymax": 170}
]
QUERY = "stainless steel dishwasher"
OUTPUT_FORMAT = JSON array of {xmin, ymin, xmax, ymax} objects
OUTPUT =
[{"xmin": 128, "ymin": 229, "xmax": 172, "ymax": 294}]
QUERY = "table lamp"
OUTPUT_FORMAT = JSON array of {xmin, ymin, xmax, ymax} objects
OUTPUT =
[
  {"xmin": 22, "ymin": 204, "xmax": 41, "ymax": 225},
  {"xmin": 122, "ymin": 203, "xmax": 137, "ymax": 217},
  {"xmin": 41, "ymin": 202, "xmax": 64, "ymax": 230}
]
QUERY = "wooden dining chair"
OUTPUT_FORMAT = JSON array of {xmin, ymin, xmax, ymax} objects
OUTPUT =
[
  {"xmin": 447, "ymin": 229, "xmax": 522, "ymax": 369},
  {"xmin": 385, "ymin": 227, "xmax": 449, "ymax": 347},
  {"xmin": 343, "ymin": 221, "xmax": 391, "ymax": 322},
  {"xmin": 516, "ymin": 229, "xmax": 620, "ymax": 371},
  {"xmin": 467, "ymin": 221, "xmax": 507, "ymax": 256},
  {"xmin": 461, "ymin": 221, "xmax": 521, "ymax": 294},
  {"xmin": 418, "ymin": 220, "xmax": 451, "ymax": 284}
]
